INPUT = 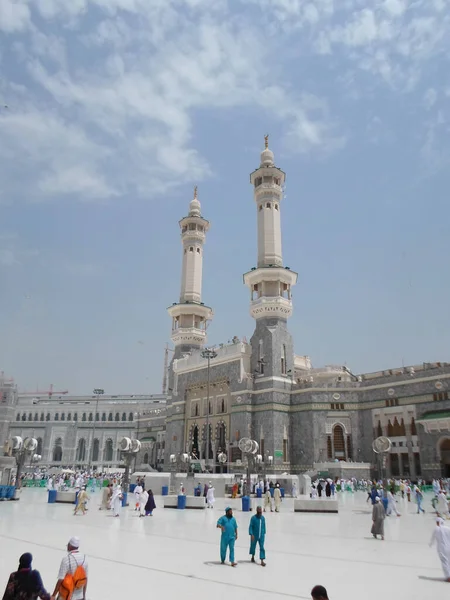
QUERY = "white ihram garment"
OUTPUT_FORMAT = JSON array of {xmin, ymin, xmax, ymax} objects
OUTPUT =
[
  {"xmin": 430, "ymin": 522, "xmax": 450, "ymax": 579},
  {"xmin": 206, "ymin": 487, "xmax": 215, "ymax": 508}
]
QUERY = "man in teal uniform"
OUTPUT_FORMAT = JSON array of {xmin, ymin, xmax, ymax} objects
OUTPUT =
[
  {"xmin": 249, "ymin": 505, "xmax": 266, "ymax": 566},
  {"xmin": 216, "ymin": 507, "xmax": 238, "ymax": 566}
]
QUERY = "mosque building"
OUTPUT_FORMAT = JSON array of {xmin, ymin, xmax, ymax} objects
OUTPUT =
[{"xmin": 164, "ymin": 137, "xmax": 450, "ymax": 481}]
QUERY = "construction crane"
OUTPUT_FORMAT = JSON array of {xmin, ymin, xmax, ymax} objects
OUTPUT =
[
  {"xmin": 20, "ymin": 384, "xmax": 69, "ymax": 400},
  {"xmin": 162, "ymin": 344, "xmax": 174, "ymax": 395}
]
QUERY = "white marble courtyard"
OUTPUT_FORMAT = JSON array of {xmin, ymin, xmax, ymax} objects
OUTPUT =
[{"xmin": 0, "ymin": 488, "xmax": 447, "ymax": 599}]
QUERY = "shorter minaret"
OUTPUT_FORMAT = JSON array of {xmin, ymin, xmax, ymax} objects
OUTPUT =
[{"xmin": 167, "ymin": 187, "xmax": 213, "ymax": 352}]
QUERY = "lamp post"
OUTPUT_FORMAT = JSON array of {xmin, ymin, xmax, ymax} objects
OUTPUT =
[
  {"xmin": 89, "ymin": 388, "xmax": 104, "ymax": 470},
  {"xmin": 201, "ymin": 348, "xmax": 217, "ymax": 470}
]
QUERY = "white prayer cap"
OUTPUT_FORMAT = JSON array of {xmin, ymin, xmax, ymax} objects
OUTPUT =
[
  {"xmin": 375, "ymin": 496, "xmax": 381, "ymax": 502},
  {"xmin": 69, "ymin": 536, "xmax": 80, "ymax": 548},
  {"xmin": 436, "ymin": 517, "xmax": 445, "ymax": 525}
]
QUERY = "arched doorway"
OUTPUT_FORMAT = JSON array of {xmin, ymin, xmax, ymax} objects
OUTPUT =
[
  {"xmin": 103, "ymin": 439, "xmax": 113, "ymax": 462},
  {"xmin": 440, "ymin": 438, "xmax": 450, "ymax": 477},
  {"xmin": 92, "ymin": 439, "xmax": 100, "ymax": 462},
  {"xmin": 53, "ymin": 438, "xmax": 63, "ymax": 462},
  {"xmin": 192, "ymin": 425, "xmax": 199, "ymax": 458},
  {"xmin": 333, "ymin": 425, "xmax": 346, "ymax": 460},
  {"xmin": 203, "ymin": 424, "xmax": 213, "ymax": 460},
  {"xmin": 76, "ymin": 438, "xmax": 86, "ymax": 462},
  {"xmin": 36, "ymin": 437, "xmax": 43, "ymax": 455}
]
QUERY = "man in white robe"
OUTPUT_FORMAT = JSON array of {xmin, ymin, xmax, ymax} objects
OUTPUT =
[
  {"xmin": 273, "ymin": 487, "xmax": 282, "ymax": 512},
  {"xmin": 437, "ymin": 491, "xmax": 450, "ymax": 519},
  {"xmin": 139, "ymin": 488, "xmax": 149, "ymax": 517},
  {"xmin": 134, "ymin": 483, "xmax": 143, "ymax": 511},
  {"xmin": 386, "ymin": 490, "xmax": 401, "ymax": 517},
  {"xmin": 110, "ymin": 485, "xmax": 123, "ymax": 517},
  {"xmin": 206, "ymin": 483, "xmax": 215, "ymax": 508},
  {"xmin": 264, "ymin": 489, "xmax": 273, "ymax": 512},
  {"xmin": 430, "ymin": 517, "xmax": 450, "ymax": 581}
]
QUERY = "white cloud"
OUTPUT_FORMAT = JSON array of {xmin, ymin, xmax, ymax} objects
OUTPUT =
[
  {"xmin": 0, "ymin": 1, "xmax": 341, "ymax": 202},
  {"xmin": 0, "ymin": 0, "xmax": 31, "ymax": 32}
]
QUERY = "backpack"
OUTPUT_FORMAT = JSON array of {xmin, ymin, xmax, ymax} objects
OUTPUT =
[{"xmin": 59, "ymin": 554, "xmax": 87, "ymax": 600}]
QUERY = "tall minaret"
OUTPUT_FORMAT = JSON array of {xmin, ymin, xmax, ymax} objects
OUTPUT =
[
  {"xmin": 244, "ymin": 137, "xmax": 297, "ymax": 378},
  {"xmin": 167, "ymin": 187, "xmax": 213, "ymax": 353}
]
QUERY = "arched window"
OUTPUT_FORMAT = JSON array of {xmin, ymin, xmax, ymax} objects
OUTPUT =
[
  {"xmin": 96, "ymin": 413, "xmax": 99, "ymax": 421},
  {"xmin": 377, "ymin": 421, "xmax": 383, "ymax": 437},
  {"xmin": 46, "ymin": 413, "xmax": 50, "ymax": 422},
  {"xmin": 129, "ymin": 413, "xmax": 133, "ymax": 422},
  {"xmin": 115, "ymin": 413, "xmax": 120, "ymax": 422},
  {"xmin": 55, "ymin": 413, "xmax": 59, "ymax": 421},
  {"xmin": 102, "ymin": 413, "xmax": 106, "ymax": 422},
  {"xmin": 76, "ymin": 438, "xmax": 86, "ymax": 462},
  {"xmin": 122, "ymin": 413, "xmax": 126, "ymax": 421},
  {"xmin": 387, "ymin": 420, "xmax": 394, "ymax": 437},
  {"xmin": 92, "ymin": 438, "xmax": 100, "ymax": 462},
  {"xmin": 16, "ymin": 413, "xmax": 20, "ymax": 421},
  {"xmin": 88, "ymin": 413, "xmax": 93, "ymax": 422},
  {"xmin": 103, "ymin": 439, "xmax": 113, "ymax": 462},
  {"xmin": 333, "ymin": 425, "xmax": 346, "ymax": 460},
  {"xmin": 22, "ymin": 413, "xmax": 26, "ymax": 421},
  {"xmin": 36, "ymin": 437, "xmax": 43, "ymax": 455},
  {"xmin": 61, "ymin": 413, "xmax": 65, "ymax": 421},
  {"xmin": 411, "ymin": 417, "xmax": 417, "ymax": 436},
  {"xmin": 28, "ymin": 412, "xmax": 32, "ymax": 421},
  {"xmin": 73, "ymin": 413, "xmax": 78, "ymax": 422},
  {"xmin": 281, "ymin": 344, "xmax": 287, "ymax": 375},
  {"xmin": 40, "ymin": 412, "xmax": 44, "ymax": 421},
  {"xmin": 108, "ymin": 412, "xmax": 113, "ymax": 422},
  {"xmin": 82, "ymin": 413, "xmax": 86, "ymax": 422},
  {"xmin": 67, "ymin": 413, "xmax": 72, "ymax": 421},
  {"xmin": 217, "ymin": 422, "xmax": 226, "ymax": 451},
  {"xmin": 143, "ymin": 453, "xmax": 149, "ymax": 464},
  {"xmin": 53, "ymin": 438, "xmax": 63, "ymax": 462},
  {"xmin": 34, "ymin": 412, "xmax": 38, "ymax": 421}
]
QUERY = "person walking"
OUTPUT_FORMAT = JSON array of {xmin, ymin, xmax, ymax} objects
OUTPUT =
[
  {"xmin": 73, "ymin": 487, "xmax": 89, "ymax": 516},
  {"xmin": 216, "ymin": 507, "xmax": 238, "ymax": 566},
  {"xmin": 429, "ymin": 517, "xmax": 450, "ymax": 582},
  {"xmin": 206, "ymin": 483, "xmax": 215, "ymax": 509},
  {"xmin": 249, "ymin": 506, "xmax": 266, "ymax": 566},
  {"xmin": 144, "ymin": 489, "xmax": 156, "ymax": 516},
  {"xmin": 139, "ymin": 488, "xmax": 149, "ymax": 517},
  {"xmin": 264, "ymin": 488, "xmax": 273, "ymax": 512},
  {"xmin": 273, "ymin": 487, "xmax": 282, "ymax": 512},
  {"xmin": 51, "ymin": 536, "xmax": 88, "ymax": 600},
  {"xmin": 371, "ymin": 496, "xmax": 386, "ymax": 540},
  {"xmin": 415, "ymin": 485, "xmax": 425, "ymax": 514},
  {"xmin": 2, "ymin": 553, "xmax": 50, "ymax": 600}
]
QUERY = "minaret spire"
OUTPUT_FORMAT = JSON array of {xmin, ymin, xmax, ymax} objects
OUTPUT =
[{"xmin": 167, "ymin": 187, "xmax": 213, "ymax": 350}]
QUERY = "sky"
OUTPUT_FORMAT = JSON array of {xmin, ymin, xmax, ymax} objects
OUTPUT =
[{"xmin": 1, "ymin": 0, "xmax": 450, "ymax": 395}]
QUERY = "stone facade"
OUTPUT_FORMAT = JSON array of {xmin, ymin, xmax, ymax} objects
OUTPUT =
[{"xmin": 164, "ymin": 141, "xmax": 450, "ymax": 480}]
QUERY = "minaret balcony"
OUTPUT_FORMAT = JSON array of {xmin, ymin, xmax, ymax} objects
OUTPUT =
[
  {"xmin": 171, "ymin": 327, "xmax": 207, "ymax": 346},
  {"xmin": 249, "ymin": 296, "xmax": 293, "ymax": 320}
]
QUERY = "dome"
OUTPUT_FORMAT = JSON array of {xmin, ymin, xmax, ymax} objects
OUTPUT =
[
  {"xmin": 189, "ymin": 198, "xmax": 201, "ymax": 216},
  {"xmin": 260, "ymin": 134, "xmax": 274, "ymax": 167},
  {"xmin": 260, "ymin": 147, "xmax": 274, "ymax": 167},
  {"xmin": 189, "ymin": 185, "xmax": 201, "ymax": 216}
]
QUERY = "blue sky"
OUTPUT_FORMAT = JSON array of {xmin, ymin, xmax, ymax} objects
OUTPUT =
[{"xmin": 1, "ymin": 0, "xmax": 450, "ymax": 395}]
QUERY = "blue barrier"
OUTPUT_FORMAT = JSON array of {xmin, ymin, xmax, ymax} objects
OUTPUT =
[
  {"xmin": 242, "ymin": 496, "xmax": 251, "ymax": 512},
  {"xmin": 177, "ymin": 495, "xmax": 187, "ymax": 510},
  {"xmin": 48, "ymin": 490, "xmax": 57, "ymax": 504},
  {"xmin": 122, "ymin": 492, "xmax": 128, "ymax": 507},
  {"xmin": 162, "ymin": 485, "xmax": 169, "ymax": 496},
  {"xmin": 0, "ymin": 486, "xmax": 15, "ymax": 500}
]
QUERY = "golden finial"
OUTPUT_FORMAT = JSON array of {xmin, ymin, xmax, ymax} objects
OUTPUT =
[
  {"xmin": 194, "ymin": 185, "xmax": 198, "ymax": 199},
  {"xmin": 264, "ymin": 134, "xmax": 269, "ymax": 149}
]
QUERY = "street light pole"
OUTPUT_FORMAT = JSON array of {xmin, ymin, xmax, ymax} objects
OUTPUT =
[
  {"xmin": 89, "ymin": 388, "xmax": 104, "ymax": 470},
  {"xmin": 201, "ymin": 348, "xmax": 217, "ymax": 470}
]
